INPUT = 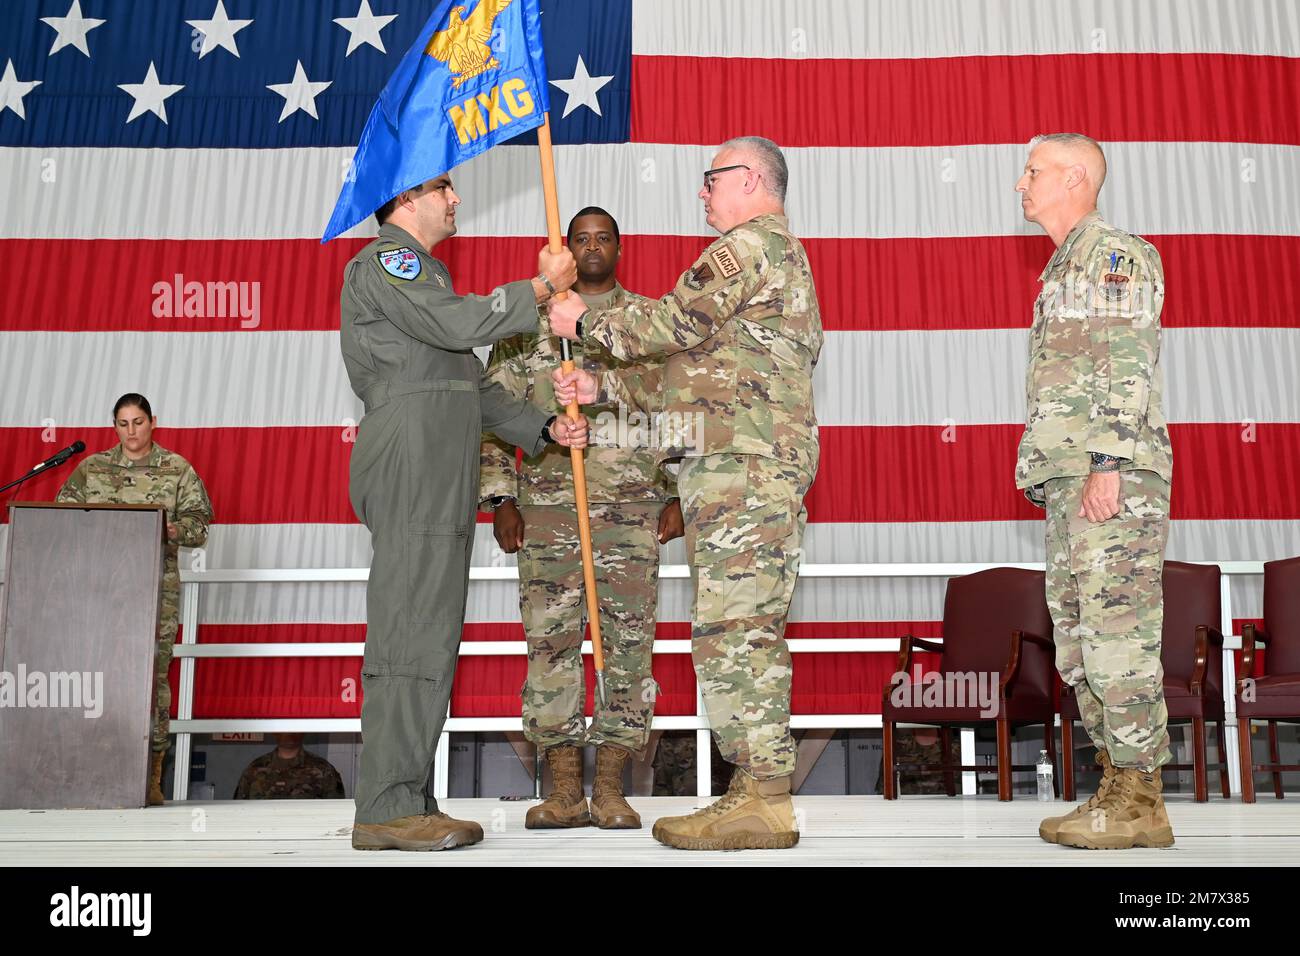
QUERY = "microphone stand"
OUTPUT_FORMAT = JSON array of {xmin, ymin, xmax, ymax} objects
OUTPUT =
[{"xmin": 0, "ymin": 454, "xmax": 78, "ymax": 496}]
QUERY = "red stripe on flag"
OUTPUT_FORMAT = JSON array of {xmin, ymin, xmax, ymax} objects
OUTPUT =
[
  {"xmin": 808, "ymin": 424, "xmax": 1300, "ymax": 522},
  {"xmin": 631, "ymin": 53, "xmax": 1300, "ymax": 147},
  {"xmin": 3, "ymin": 424, "xmax": 1295, "ymax": 524},
  {"xmin": 6, "ymin": 234, "xmax": 1296, "ymax": 332}
]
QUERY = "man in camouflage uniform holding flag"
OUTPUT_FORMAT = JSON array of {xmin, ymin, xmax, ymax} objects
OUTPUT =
[
  {"xmin": 550, "ymin": 137, "xmax": 822, "ymax": 850},
  {"xmin": 1015, "ymin": 134, "xmax": 1175, "ymax": 850},
  {"xmin": 480, "ymin": 207, "xmax": 683, "ymax": 831}
]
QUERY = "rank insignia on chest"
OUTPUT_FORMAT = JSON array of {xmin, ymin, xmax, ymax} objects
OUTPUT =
[{"xmin": 377, "ymin": 247, "xmax": 422, "ymax": 280}]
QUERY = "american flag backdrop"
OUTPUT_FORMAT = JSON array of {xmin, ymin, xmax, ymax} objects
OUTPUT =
[{"xmin": 1, "ymin": 0, "xmax": 1298, "ymax": 720}]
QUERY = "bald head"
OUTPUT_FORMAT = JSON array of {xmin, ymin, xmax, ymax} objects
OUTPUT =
[{"xmin": 1017, "ymin": 133, "xmax": 1108, "ymax": 244}]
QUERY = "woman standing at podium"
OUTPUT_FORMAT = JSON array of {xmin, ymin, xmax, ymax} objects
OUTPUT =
[{"xmin": 55, "ymin": 393, "xmax": 213, "ymax": 806}]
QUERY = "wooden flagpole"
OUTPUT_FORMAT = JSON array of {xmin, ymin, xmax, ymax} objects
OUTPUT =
[{"xmin": 535, "ymin": 112, "xmax": 607, "ymax": 704}]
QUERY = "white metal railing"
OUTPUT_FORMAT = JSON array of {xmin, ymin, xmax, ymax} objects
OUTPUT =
[{"xmin": 163, "ymin": 561, "xmax": 1262, "ymax": 801}]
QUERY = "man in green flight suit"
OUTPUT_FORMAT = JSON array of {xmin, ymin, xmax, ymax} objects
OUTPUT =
[{"xmin": 340, "ymin": 173, "xmax": 589, "ymax": 851}]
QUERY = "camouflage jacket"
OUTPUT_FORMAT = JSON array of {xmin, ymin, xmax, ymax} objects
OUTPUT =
[
  {"xmin": 585, "ymin": 214, "xmax": 822, "ymax": 474},
  {"xmin": 1016, "ymin": 211, "xmax": 1173, "ymax": 502},
  {"xmin": 479, "ymin": 283, "xmax": 676, "ymax": 507},
  {"xmin": 56, "ymin": 442, "xmax": 212, "ymax": 574},
  {"xmin": 232, "ymin": 749, "xmax": 345, "ymax": 799}
]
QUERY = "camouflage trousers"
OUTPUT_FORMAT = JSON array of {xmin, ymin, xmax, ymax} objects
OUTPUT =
[
  {"xmin": 517, "ymin": 502, "xmax": 661, "ymax": 753},
  {"xmin": 154, "ymin": 571, "xmax": 179, "ymax": 754},
  {"xmin": 679, "ymin": 453, "xmax": 811, "ymax": 780},
  {"xmin": 1044, "ymin": 469, "xmax": 1172, "ymax": 771}
]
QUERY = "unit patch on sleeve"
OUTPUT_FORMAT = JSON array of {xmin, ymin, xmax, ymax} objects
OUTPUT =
[{"xmin": 377, "ymin": 247, "xmax": 422, "ymax": 280}]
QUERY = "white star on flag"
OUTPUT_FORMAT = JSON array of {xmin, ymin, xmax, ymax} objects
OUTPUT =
[
  {"xmin": 266, "ymin": 61, "xmax": 332, "ymax": 123},
  {"xmin": 0, "ymin": 60, "xmax": 42, "ymax": 120},
  {"xmin": 334, "ymin": 0, "xmax": 398, "ymax": 56},
  {"xmin": 549, "ymin": 54, "xmax": 614, "ymax": 118},
  {"xmin": 186, "ymin": 0, "xmax": 254, "ymax": 59},
  {"xmin": 40, "ymin": 0, "xmax": 106, "ymax": 58},
  {"xmin": 118, "ymin": 61, "xmax": 185, "ymax": 124}
]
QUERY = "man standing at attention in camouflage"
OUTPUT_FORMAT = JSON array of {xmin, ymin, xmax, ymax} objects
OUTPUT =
[
  {"xmin": 57, "ymin": 393, "xmax": 213, "ymax": 806},
  {"xmin": 480, "ymin": 207, "xmax": 683, "ymax": 831},
  {"xmin": 1015, "ymin": 134, "xmax": 1175, "ymax": 850},
  {"xmin": 550, "ymin": 137, "xmax": 821, "ymax": 850}
]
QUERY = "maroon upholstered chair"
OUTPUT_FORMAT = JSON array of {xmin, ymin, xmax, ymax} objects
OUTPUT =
[
  {"xmin": 1061, "ymin": 561, "xmax": 1228, "ymax": 802},
  {"xmin": 1237, "ymin": 556, "xmax": 1300, "ymax": 803},
  {"xmin": 882, "ymin": 567, "xmax": 1056, "ymax": 801}
]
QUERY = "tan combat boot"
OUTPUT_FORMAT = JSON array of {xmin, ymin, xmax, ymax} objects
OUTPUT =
[
  {"xmin": 147, "ymin": 752, "xmax": 166, "ymax": 806},
  {"xmin": 525, "ymin": 745, "xmax": 590, "ymax": 829},
  {"xmin": 1039, "ymin": 749, "xmax": 1116, "ymax": 843},
  {"xmin": 352, "ymin": 811, "xmax": 484, "ymax": 851},
  {"xmin": 1055, "ymin": 766, "xmax": 1175, "ymax": 850},
  {"xmin": 652, "ymin": 768, "xmax": 798, "ymax": 850},
  {"xmin": 590, "ymin": 746, "xmax": 641, "ymax": 829}
]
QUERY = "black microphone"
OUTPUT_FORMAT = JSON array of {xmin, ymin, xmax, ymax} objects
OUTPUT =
[
  {"xmin": 32, "ymin": 440, "xmax": 85, "ymax": 472},
  {"xmin": 0, "ymin": 440, "xmax": 86, "ymax": 496}
]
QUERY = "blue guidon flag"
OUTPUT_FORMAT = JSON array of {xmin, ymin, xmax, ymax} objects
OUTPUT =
[{"xmin": 323, "ymin": 0, "xmax": 550, "ymax": 242}]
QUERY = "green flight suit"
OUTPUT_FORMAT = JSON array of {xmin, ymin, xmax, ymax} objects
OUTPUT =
[{"xmin": 341, "ymin": 223, "xmax": 552, "ymax": 824}]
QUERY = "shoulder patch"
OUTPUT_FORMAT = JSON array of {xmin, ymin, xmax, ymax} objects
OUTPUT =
[
  {"xmin": 683, "ymin": 261, "xmax": 715, "ymax": 291},
  {"xmin": 709, "ymin": 243, "xmax": 743, "ymax": 279},
  {"xmin": 377, "ymin": 247, "xmax": 422, "ymax": 281}
]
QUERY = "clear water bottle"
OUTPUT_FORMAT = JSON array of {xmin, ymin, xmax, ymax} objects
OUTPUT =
[{"xmin": 1036, "ymin": 750, "xmax": 1054, "ymax": 802}]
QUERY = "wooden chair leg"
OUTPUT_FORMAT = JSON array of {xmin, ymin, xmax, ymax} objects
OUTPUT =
[
  {"xmin": 1044, "ymin": 722, "xmax": 1060, "ymax": 798},
  {"xmin": 883, "ymin": 719, "xmax": 897, "ymax": 800},
  {"xmin": 996, "ymin": 718, "xmax": 1012, "ymax": 801},
  {"xmin": 1217, "ymin": 720, "xmax": 1230, "ymax": 799},
  {"xmin": 940, "ymin": 726, "xmax": 956, "ymax": 797},
  {"xmin": 1237, "ymin": 717, "xmax": 1256, "ymax": 804},
  {"xmin": 1061, "ymin": 718, "xmax": 1076, "ymax": 802},
  {"xmin": 1193, "ymin": 717, "xmax": 1209, "ymax": 803},
  {"xmin": 1269, "ymin": 721, "xmax": 1284, "ymax": 800}
]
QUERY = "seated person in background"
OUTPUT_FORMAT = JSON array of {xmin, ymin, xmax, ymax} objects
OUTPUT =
[{"xmin": 233, "ymin": 734, "xmax": 345, "ymax": 799}]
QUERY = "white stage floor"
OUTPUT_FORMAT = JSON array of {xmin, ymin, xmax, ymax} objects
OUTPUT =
[{"xmin": 1, "ymin": 795, "xmax": 1297, "ymax": 867}]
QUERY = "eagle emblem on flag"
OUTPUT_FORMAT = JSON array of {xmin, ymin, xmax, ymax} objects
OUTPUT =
[{"xmin": 425, "ymin": 0, "xmax": 517, "ymax": 89}]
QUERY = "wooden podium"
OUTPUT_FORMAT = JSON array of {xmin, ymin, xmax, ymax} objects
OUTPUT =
[{"xmin": 0, "ymin": 502, "xmax": 166, "ymax": 809}]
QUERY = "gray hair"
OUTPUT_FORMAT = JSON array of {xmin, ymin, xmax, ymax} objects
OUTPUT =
[
  {"xmin": 1027, "ymin": 132, "xmax": 1107, "ymax": 189},
  {"xmin": 719, "ymin": 135, "xmax": 788, "ymax": 201}
]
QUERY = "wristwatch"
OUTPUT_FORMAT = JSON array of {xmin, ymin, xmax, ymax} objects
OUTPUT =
[
  {"xmin": 542, "ymin": 415, "xmax": 558, "ymax": 443},
  {"xmin": 536, "ymin": 272, "xmax": 556, "ymax": 295},
  {"xmin": 1089, "ymin": 452, "xmax": 1122, "ymax": 473},
  {"xmin": 489, "ymin": 495, "xmax": 516, "ymax": 509}
]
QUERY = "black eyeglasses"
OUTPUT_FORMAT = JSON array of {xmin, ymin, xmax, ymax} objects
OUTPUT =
[{"xmin": 702, "ymin": 164, "xmax": 750, "ymax": 193}]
